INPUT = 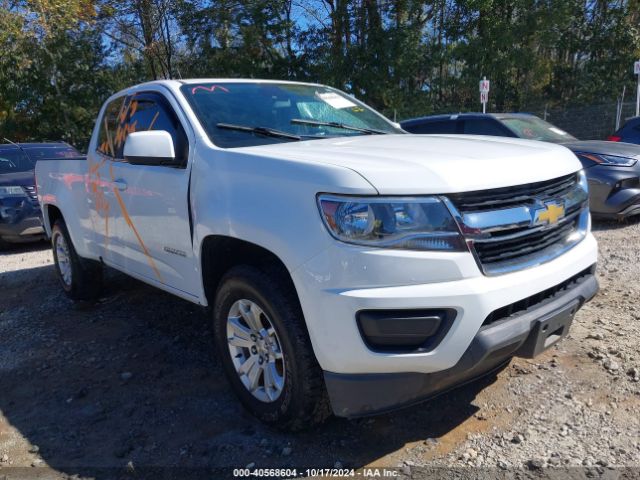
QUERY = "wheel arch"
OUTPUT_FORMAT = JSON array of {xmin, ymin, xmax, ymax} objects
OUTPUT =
[
  {"xmin": 43, "ymin": 203, "xmax": 63, "ymax": 237},
  {"xmin": 42, "ymin": 204, "xmax": 91, "ymax": 260},
  {"xmin": 200, "ymin": 235, "xmax": 299, "ymax": 309}
]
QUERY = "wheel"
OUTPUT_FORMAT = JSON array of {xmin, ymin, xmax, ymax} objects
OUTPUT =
[
  {"xmin": 213, "ymin": 264, "xmax": 331, "ymax": 431},
  {"xmin": 51, "ymin": 219, "xmax": 103, "ymax": 301}
]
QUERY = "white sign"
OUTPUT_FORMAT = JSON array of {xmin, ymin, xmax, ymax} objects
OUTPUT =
[
  {"xmin": 480, "ymin": 91, "xmax": 489, "ymax": 103},
  {"xmin": 635, "ymin": 61, "xmax": 640, "ymax": 75},
  {"xmin": 316, "ymin": 92, "xmax": 356, "ymax": 109},
  {"xmin": 479, "ymin": 78, "xmax": 490, "ymax": 93}
]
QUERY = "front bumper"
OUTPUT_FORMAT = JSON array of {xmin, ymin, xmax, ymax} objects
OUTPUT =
[
  {"xmin": 292, "ymin": 233, "xmax": 598, "ymax": 375},
  {"xmin": 586, "ymin": 166, "xmax": 640, "ymax": 219},
  {"xmin": 324, "ymin": 268, "xmax": 598, "ymax": 417},
  {"xmin": 0, "ymin": 196, "xmax": 44, "ymax": 242}
]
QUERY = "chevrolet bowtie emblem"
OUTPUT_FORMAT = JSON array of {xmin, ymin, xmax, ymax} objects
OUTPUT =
[{"xmin": 534, "ymin": 202, "xmax": 565, "ymax": 225}]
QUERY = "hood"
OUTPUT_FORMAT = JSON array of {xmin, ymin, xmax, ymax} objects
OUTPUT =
[
  {"xmin": 560, "ymin": 140, "xmax": 640, "ymax": 159},
  {"xmin": 239, "ymin": 134, "xmax": 581, "ymax": 194},
  {"xmin": 0, "ymin": 171, "xmax": 35, "ymax": 187}
]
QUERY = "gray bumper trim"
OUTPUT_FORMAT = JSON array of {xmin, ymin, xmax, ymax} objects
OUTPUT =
[{"xmin": 324, "ymin": 272, "xmax": 599, "ymax": 418}]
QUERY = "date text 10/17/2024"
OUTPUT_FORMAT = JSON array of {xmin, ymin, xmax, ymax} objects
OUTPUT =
[{"xmin": 233, "ymin": 468, "xmax": 400, "ymax": 478}]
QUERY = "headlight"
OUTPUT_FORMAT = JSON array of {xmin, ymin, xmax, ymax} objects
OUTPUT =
[
  {"xmin": 317, "ymin": 194, "xmax": 466, "ymax": 251},
  {"xmin": 577, "ymin": 152, "xmax": 637, "ymax": 167},
  {"xmin": 0, "ymin": 186, "xmax": 26, "ymax": 197}
]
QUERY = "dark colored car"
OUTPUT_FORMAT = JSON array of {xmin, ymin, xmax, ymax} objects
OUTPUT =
[
  {"xmin": 608, "ymin": 116, "xmax": 640, "ymax": 144},
  {"xmin": 0, "ymin": 142, "xmax": 82, "ymax": 247},
  {"xmin": 401, "ymin": 113, "xmax": 640, "ymax": 220}
]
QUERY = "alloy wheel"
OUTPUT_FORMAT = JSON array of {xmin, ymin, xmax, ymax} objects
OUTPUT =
[{"xmin": 226, "ymin": 299, "xmax": 285, "ymax": 402}]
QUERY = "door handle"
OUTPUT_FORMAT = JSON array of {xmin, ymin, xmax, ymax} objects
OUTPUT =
[{"xmin": 112, "ymin": 180, "xmax": 128, "ymax": 191}]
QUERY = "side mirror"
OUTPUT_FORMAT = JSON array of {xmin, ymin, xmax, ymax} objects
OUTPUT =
[{"xmin": 124, "ymin": 131, "xmax": 176, "ymax": 166}]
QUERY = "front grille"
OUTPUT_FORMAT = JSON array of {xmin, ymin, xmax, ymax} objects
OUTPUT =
[
  {"xmin": 448, "ymin": 173, "xmax": 577, "ymax": 212},
  {"xmin": 474, "ymin": 216, "xmax": 579, "ymax": 264},
  {"xmin": 448, "ymin": 173, "xmax": 588, "ymax": 275},
  {"xmin": 22, "ymin": 185, "xmax": 38, "ymax": 205},
  {"xmin": 482, "ymin": 266, "xmax": 594, "ymax": 327}
]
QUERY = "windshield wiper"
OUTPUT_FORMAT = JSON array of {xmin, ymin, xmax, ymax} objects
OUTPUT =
[
  {"xmin": 216, "ymin": 123, "xmax": 301, "ymax": 141},
  {"xmin": 290, "ymin": 118, "xmax": 389, "ymax": 135}
]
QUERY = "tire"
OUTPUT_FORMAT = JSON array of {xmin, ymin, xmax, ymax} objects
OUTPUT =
[
  {"xmin": 51, "ymin": 219, "xmax": 103, "ymax": 301},
  {"xmin": 213, "ymin": 264, "xmax": 331, "ymax": 431}
]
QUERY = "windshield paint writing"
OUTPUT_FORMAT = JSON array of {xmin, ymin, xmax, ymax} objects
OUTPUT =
[{"xmin": 192, "ymin": 85, "xmax": 230, "ymax": 95}]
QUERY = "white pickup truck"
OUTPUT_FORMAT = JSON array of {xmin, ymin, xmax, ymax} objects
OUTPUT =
[{"xmin": 36, "ymin": 79, "xmax": 598, "ymax": 430}]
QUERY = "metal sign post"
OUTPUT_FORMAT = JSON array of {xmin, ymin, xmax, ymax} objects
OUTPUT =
[
  {"xmin": 479, "ymin": 77, "xmax": 490, "ymax": 114},
  {"xmin": 635, "ymin": 61, "xmax": 640, "ymax": 117}
]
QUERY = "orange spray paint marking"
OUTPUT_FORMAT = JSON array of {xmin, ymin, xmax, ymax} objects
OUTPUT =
[
  {"xmin": 88, "ymin": 168, "xmax": 110, "ymax": 247},
  {"xmin": 148, "ymin": 111, "xmax": 160, "ymax": 130},
  {"xmin": 109, "ymin": 164, "xmax": 163, "ymax": 282},
  {"xmin": 115, "ymin": 121, "xmax": 137, "ymax": 149},
  {"xmin": 114, "ymin": 95, "xmax": 138, "ymax": 149},
  {"xmin": 88, "ymin": 157, "xmax": 106, "ymax": 175},
  {"xmin": 117, "ymin": 100, "xmax": 127, "ymax": 124},
  {"xmin": 129, "ymin": 100, "xmax": 138, "ymax": 117},
  {"xmin": 96, "ymin": 172, "xmax": 110, "ymax": 247},
  {"xmin": 86, "ymin": 153, "xmax": 110, "ymax": 246},
  {"xmin": 117, "ymin": 95, "xmax": 133, "ymax": 124},
  {"xmin": 104, "ymin": 117, "xmax": 115, "ymax": 157}
]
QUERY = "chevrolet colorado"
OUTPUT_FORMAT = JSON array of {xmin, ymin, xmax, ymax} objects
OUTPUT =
[{"xmin": 36, "ymin": 79, "xmax": 598, "ymax": 430}]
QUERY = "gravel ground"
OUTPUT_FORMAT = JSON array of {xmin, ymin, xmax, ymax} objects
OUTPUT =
[{"xmin": 0, "ymin": 220, "xmax": 639, "ymax": 479}]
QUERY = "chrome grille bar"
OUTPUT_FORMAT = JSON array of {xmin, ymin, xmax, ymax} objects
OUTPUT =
[
  {"xmin": 447, "ymin": 173, "xmax": 577, "ymax": 212},
  {"xmin": 444, "ymin": 172, "xmax": 589, "ymax": 275}
]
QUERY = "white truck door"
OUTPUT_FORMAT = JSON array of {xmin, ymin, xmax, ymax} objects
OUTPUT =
[
  {"xmin": 86, "ymin": 95, "xmax": 130, "ymax": 268},
  {"xmin": 104, "ymin": 91, "xmax": 198, "ymax": 298}
]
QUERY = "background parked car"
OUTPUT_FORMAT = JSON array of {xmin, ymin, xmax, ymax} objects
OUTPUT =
[
  {"xmin": 608, "ymin": 116, "xmax": 640, "ymax": 144},
  {"xmin": 401, "ymin": 113, "xmax": 640, "ymax": 220},
  {"xmin": 0, "ymin": 142, "xmax": 82, "ymax": 247}
]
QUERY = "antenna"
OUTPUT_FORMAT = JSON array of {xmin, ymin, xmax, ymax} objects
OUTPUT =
[{"xmin": 3, "ymin": 137, "xmax": 27, "ymax": 154}]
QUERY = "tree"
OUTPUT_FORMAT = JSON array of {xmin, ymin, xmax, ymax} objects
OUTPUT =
[
  {"xmin": 2, "ymin": 0, "xmax": 640, "ymax": 148},
  {"xmin": 98, "ymin": 0, "xmax": 181, "ymax": 79}
]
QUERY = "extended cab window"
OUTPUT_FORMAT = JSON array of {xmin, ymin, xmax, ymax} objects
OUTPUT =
[{"xmin": 97, "ymin": 93, "xmax": 188, "ymax": 164}]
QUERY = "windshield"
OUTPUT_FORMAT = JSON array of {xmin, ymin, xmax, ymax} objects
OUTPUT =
[
  {"xmin": 180, "ymin": 82, "xmax": 401, "ymax": 148},
  {"xmin": 0, "ymin": 149, "xmax": 35, "ymax": 174},
  {"xmin": 500, "ymin": 116, "xmax": 577, "ymax": 143}
]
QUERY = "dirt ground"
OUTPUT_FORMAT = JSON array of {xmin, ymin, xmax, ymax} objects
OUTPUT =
[{"xmin": 1, "ymin": 218, "xmax": 639, "ymax": 479}]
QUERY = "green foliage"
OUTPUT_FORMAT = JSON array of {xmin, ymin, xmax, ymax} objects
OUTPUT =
[{"xmin": 1, "ymin": 0, "xmax": 639, "ymax": 149}]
